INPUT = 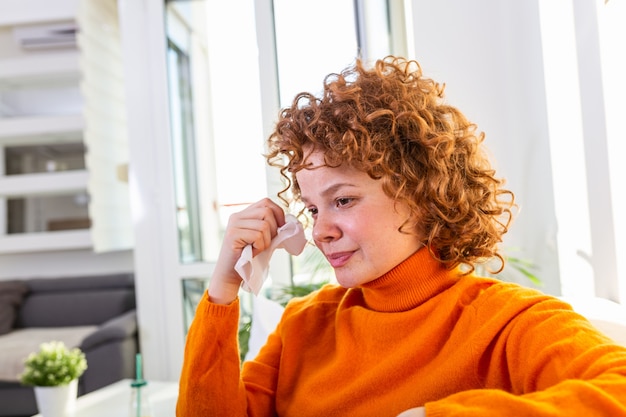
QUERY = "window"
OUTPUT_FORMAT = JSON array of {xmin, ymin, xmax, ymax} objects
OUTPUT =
[
  {"xmin": 539, "ymin": 0, "xmax": 625, "ymax": 302},
  {"xmin": 171, "ymin": 0, "xmax": 408, "ymax": 330},
  {"xmin": 167, "ymin": 38, "xmax": 203, "ymax": 263}
]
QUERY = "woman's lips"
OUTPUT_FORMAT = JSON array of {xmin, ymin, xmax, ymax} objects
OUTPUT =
[{"xmin": 325, "ymin": 251, "xmax": 353, "ymax": 268}]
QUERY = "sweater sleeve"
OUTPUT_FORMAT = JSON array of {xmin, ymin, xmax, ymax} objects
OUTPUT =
[
  {"xmin": 176, "ymin": 292, "xmax": 284, "ymax": 417},
  {"xmin": 176, "ymin": 292, "xmax": 248, "ymax": 416},
  {"xmin": 425, "ymin": 294, "xmax": 626, "ymax": 416}
]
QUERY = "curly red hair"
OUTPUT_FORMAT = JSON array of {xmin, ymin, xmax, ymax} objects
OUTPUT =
[{"xmin": 266, "ymin": 56, "xmax": 514, "ymax": 272}]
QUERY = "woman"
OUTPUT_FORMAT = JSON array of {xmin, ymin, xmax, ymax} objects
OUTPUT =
[{"xmin": 177, "ymin": 56, "xmax": 626, "ymax": 416}]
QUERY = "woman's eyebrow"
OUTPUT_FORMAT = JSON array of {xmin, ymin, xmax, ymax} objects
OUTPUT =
[{"xmin": 301, "ymin": 182, "xmax": 358, "ymax": 204}]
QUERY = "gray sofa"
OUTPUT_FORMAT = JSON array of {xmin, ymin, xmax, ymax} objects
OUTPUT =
[{"xmin": 0, "ymin": 273, "xmax": 138, "ymax": 417}]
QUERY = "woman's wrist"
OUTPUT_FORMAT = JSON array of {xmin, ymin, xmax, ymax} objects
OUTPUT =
[{"xmin": 208, "ymin": 280, "xmax": 241, "ymax": 305}]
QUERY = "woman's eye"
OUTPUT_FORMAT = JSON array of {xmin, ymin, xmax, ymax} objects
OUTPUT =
[
  {"xmin": 307, "ymin": 207, "xmax": 318, "ymax": 216},
  {"xmin": 335, "ymin": 197, "xmax": 353, "ymax": 207}
]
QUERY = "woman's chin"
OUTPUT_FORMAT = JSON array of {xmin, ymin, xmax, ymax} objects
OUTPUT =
[{"xmin": 334, "ymin": 269, "xmax": 375, "ymax": 288}]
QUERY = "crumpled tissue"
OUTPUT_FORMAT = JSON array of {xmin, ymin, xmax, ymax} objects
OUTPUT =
[{"xmin": 235, "ymin": 214, "xmax": 307, "ymax": 295}]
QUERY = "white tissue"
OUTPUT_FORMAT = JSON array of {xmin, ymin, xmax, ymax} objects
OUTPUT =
[{"xmin": 235, "ymin": 214, "xmax": 307, "ymax": 295}]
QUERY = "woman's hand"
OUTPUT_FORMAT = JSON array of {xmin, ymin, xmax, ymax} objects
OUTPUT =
[
  {"xmin": 208, "ymin": 198, "xmax": 286, "ymax": 304},
  {"xmin": 396, "ymin": 407, "xmax": 425, "ymax": 417}
]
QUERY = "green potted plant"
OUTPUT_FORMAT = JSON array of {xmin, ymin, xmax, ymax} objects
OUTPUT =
[{"xmin": 20, "ymin": 341, "xmax": 88, "ymax": 417}]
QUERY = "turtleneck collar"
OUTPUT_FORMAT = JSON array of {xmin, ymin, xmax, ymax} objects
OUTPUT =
[{"xmin": 356, "ymin": 247, "xmax": 461, "ymax": 312}]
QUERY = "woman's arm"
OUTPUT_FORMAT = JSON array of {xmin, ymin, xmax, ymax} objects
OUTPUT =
[
  {"xmin": 176, "ymin": 295, "xmax": 247, "ymax": 416},
  {"xmin": 177, "ymin": 198, "xmax": 288, "ymax": 416},
  {"xmin": 425, "ymin": 295, "xmax": 626, "ymax": 416}
]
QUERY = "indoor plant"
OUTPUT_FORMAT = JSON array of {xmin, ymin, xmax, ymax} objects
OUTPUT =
[{"xmin": 20, "ymin": 341, "xmax": 88, "ymax": 417}]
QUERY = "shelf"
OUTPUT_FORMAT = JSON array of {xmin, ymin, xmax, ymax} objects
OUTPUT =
[
  {"xmin": 0, "ymin": 170, "xmax": 88, "ymax": 197},
  {"xmin": 0, "ymin": 0, "xmax": 79, "ymax": 27},
  {"xmin": 0, "ymin": 3, "xmax": 94, "ymax": 257},
  {"xmin": 0, "ymin": 114, "xmax": 84, "ymax": 145},
  {"xmin": 0, "ymin": 51, "xmax": 80, "ymax": 88},
  {"xmin": 0, "ymin": 229, "xmax": 91, "ymax": 254}
]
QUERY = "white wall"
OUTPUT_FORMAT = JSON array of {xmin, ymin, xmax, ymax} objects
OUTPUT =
[{"xmin": 410, "ymin": 0, "xmax": 561, "ymax": 294}]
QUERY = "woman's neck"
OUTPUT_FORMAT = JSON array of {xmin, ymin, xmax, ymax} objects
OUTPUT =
[{"xmin": 356, "ymin": 248, "xmax": 461, "ymax": 312}]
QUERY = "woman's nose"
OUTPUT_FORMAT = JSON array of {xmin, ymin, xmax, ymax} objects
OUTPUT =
[{"xmin": 312, "ymin": 212, "xmax": 341, "ymax": 242}]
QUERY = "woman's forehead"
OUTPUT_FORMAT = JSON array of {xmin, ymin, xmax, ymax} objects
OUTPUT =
[{"xmin": 301, "ymin": 146, "xmax": 325, "ymax": 167}]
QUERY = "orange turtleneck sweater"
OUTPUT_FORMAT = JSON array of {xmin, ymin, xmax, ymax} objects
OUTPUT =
[{"xmin": 176, "ymin": 248, "xmax": 626, "ymax": 416}]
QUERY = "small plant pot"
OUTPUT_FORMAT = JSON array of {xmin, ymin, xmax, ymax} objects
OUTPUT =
[{"xmin": 34, "ymin": 379, "xmax": 78, "ymax": 417}]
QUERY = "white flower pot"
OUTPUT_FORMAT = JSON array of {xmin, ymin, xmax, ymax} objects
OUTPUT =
[{"xmin": 34, "ymin": 379, "xmax": 78, "ymax": 417}]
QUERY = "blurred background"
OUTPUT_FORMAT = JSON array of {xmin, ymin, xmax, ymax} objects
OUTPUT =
[{"xmin": 0, "ymin": 0, "xmax": 624, "ymax": 380}]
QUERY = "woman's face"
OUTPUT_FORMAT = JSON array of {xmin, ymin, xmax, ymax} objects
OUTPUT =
[{"xmin": 296, "ymin": 150, "xmax": 423, "ymax": 288}]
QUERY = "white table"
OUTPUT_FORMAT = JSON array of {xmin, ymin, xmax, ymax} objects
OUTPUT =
[{"xmin": 31, "ymin": 379, "xmax": 178, "ymax": 417}]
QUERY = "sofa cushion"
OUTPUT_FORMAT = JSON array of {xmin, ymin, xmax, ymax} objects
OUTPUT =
[
  {"xmin": 0, "ymin": 281, "xmax": 29, "ymax": 336},
  {"xmin": 15, "ymin": 274, "xmax": 135, "ymax": 328},
  {"xmin": 80, "ymin": 310, "xmax": 137, "ymax": 350},
  {"xmin": 0, "ymin": 326, "xmax": 97, "ymax": 382},
  {"xmin": 18, "ymin": 290, "xmax": 135, "ymax": 328}
]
